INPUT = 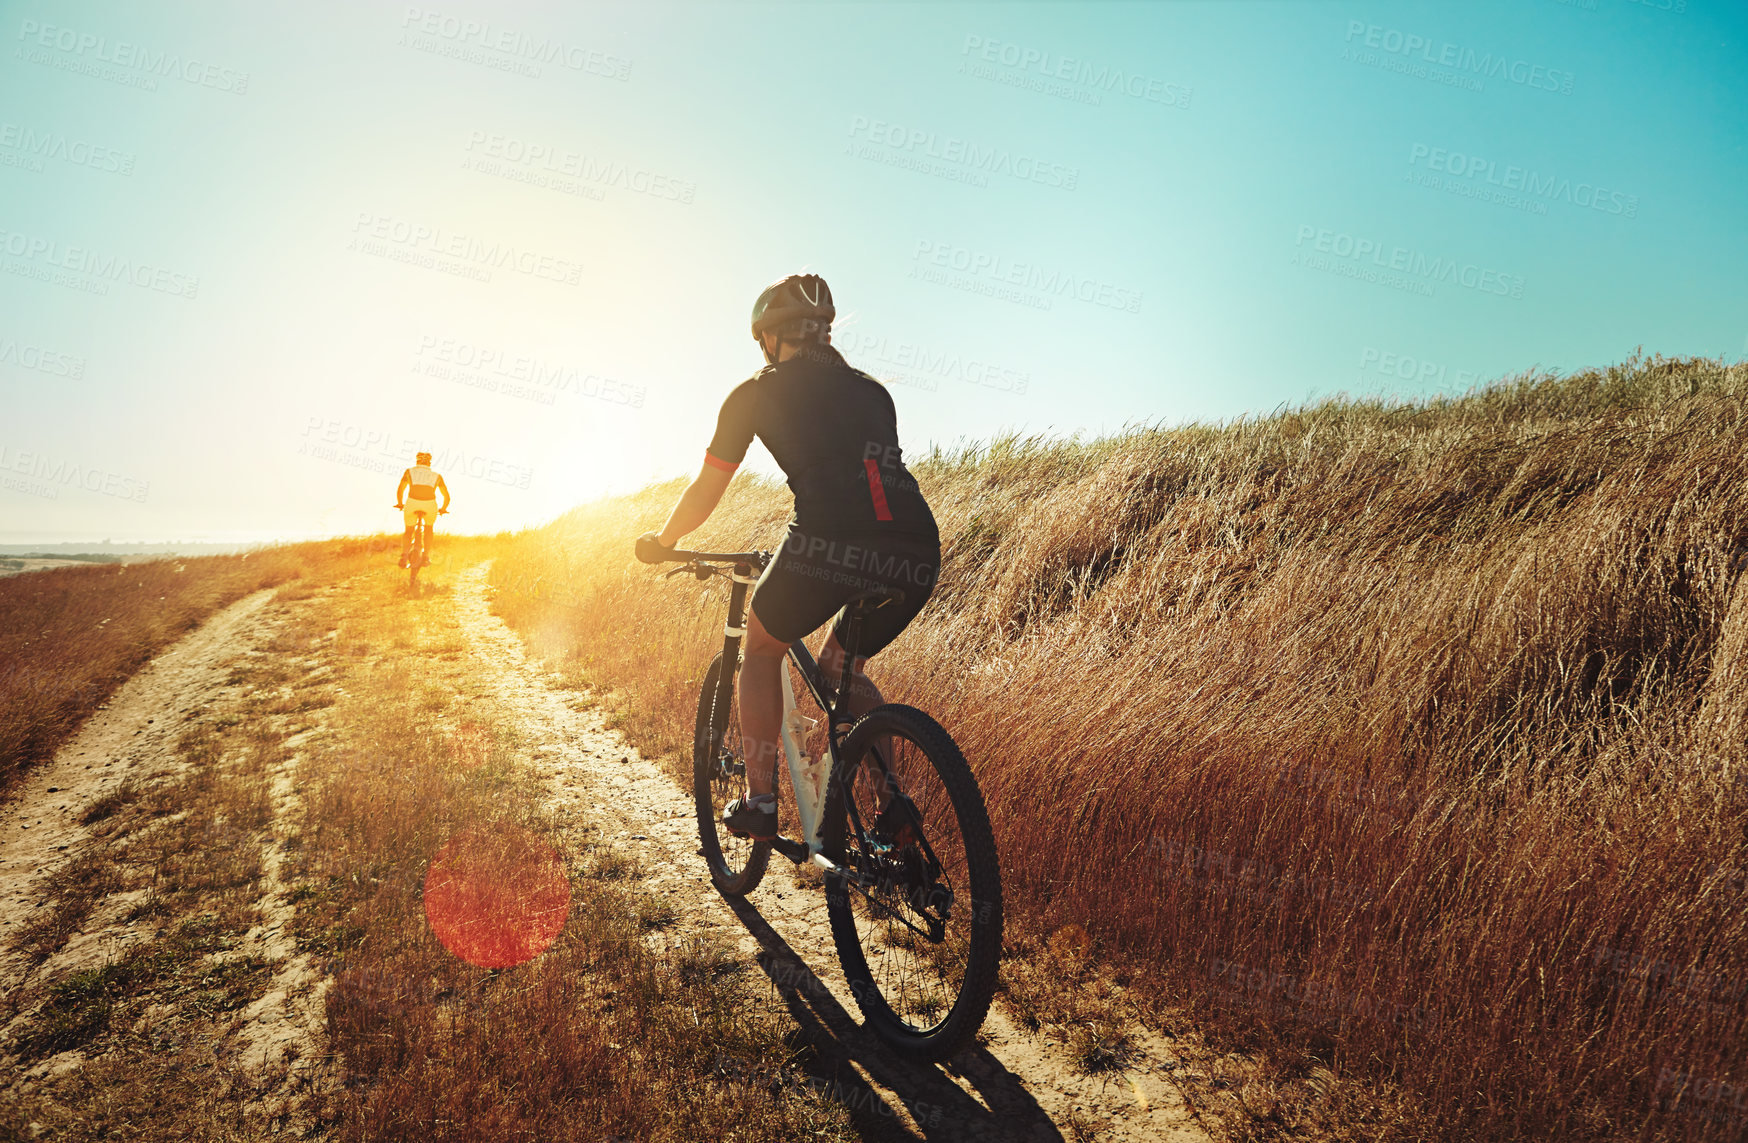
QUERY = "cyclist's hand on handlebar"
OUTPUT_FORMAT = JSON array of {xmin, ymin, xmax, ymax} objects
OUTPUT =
[
  {"xmin": 438, "ymin": 508, "xmax": 449, "ymax": 515},
  {"xmin": 635, "ymin": 531, "xmax": 672, "ymax": 565},
  {"xmin": 393, "ymin": 503, "xmax": 403, "ymax": 509}
]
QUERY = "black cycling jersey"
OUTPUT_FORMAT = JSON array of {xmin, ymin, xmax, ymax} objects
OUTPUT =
[{"xmin": 706, "ymin": 343, "xmax": 938, "ymax": 540}]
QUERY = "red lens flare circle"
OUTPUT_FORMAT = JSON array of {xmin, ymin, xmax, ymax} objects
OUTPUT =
[{"xmin": 423, "ymin": 825, "xmax": 570, "ymax": 969}]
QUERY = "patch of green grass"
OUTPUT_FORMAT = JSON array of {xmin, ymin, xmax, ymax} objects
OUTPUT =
[
  {"xmin": 11, "ymin": 850, "xmax": 125, "ymax": 965},
  {"xmin": 14, "ymin": 914, "xmax": 267, "ymax": 1062},
  {"xmin": 14, "ymin": 961, "xmax": 140, "ymax": 1059},
  {"xmin": 182, "ymin": 956, "xmax": 274, "ymax": 1018},
  {"xmin": 296, "ymin": 919, "xmax": 366, "ymax": 958}
]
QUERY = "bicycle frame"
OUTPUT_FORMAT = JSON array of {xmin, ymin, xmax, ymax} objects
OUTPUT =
[
  {"xmin": 781, "ymin": 639, "xmax": 838, "ymax": 857},
  {"xmin": 403, "ymin": 509, "xmax": 431, "ymax": 588},
  {"xmin": 712, "ymin": 556, "xmax": 868, "ymax": 865}
]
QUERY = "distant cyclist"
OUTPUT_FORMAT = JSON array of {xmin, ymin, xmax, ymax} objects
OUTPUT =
[
  {"xmin": 636, "ymin": 274, "xmax": 940, "ymax": 839},
  {"xmin": 395, "ymin": 451, "xmax": 450, "ymax": 568}
]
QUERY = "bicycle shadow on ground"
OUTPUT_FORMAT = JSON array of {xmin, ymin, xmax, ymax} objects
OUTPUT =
[
  {"xmin": 718, "ymin": 892, "xmax": 1064, "ymax": 1143},
  {"xmin": 398, "ymin": 578, "xmax": 453, "ymax": 600}
]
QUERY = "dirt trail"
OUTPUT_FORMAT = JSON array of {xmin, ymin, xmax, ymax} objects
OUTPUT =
[
  {"xmin": 2, "ymin": 567, "xmax": 1214, "ymax": 1140},
  {"xmin": 453, "ymin": 563, "xmax": 1211, "ymax": 1143},
  {"xmin": 0, "ymin": 586, "xmax": 331, "ymax": 1106},
  {"xmin": 0, "ymin": 590, "xmax": 277, "ymax": 990}
]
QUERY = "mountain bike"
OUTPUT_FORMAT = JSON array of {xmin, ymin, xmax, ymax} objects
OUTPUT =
[
  {"xmin": 653, "ymin": 546, "xmax": 1002, "ymax": 1062},
  {"xmin": 396, "ymin": 505, "xmax": 445, "ymax": 591}
]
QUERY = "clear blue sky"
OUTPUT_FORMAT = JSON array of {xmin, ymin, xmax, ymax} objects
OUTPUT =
[{"xmin": 3, "ymin": 0, "xmax": 1743, "ymax": 542}]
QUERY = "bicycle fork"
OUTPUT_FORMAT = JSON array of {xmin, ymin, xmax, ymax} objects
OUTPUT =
[{"xmin": 714, "ymin": 562, "xmax": 756, "ymax": 761}]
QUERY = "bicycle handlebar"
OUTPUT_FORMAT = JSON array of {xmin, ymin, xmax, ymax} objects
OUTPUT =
[{"xmin": 660, "ymin": 547, "xmax": 770, "ymax": 566}]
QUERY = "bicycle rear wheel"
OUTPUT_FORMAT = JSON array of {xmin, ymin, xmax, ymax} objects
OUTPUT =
[
  {"xmin": 409, "ymin": 520, "xmax": 426, "ymax": 589},
  {"xmin": 823, "ymin": 705, "xmax": 1002, "ymax": 1061},
  {"xmin": 694, "ymin": 652, "xmax": 769, "ymax": 896}
]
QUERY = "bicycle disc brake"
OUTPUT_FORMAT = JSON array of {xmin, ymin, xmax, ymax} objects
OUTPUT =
[
  {"xmin": 872, "ymin": 792, "xmax": 924, "ymax": 848},
  {"xmin": 860, "ymin": 795, "xmax": 952, "ymax": 940}
]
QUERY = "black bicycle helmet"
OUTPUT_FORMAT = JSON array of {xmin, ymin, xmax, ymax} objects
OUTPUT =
[{"xmin": 750, "ymin": 273, "xmax": 834, "ymax": 341}]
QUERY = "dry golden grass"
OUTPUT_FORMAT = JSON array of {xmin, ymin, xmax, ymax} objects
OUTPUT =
[
  {"xmin": 0, "ymin": 538, "xmax": 395, "ymax": 792},
  {"xmin": 286, "ymin": 550, "xmax": 855, "ymax": 1142},
  {"xmin": 1, "ymin": 597, "xmax": 343, "ymax": 1138},
  {"xmin": 4, "ymin": 543, "xmax": 856, "ymax": 1141},
  {"xmin": 489, "ymin": 353, "xmax": 1748, "ymax": 1141}
]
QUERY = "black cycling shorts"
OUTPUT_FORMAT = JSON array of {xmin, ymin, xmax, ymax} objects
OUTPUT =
[{"xmin": 750, "ymin": 528, "xmax": 939, "ymax": 657}]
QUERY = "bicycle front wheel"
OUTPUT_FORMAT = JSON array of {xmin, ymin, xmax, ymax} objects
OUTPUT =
[
  {"xmin": 823, "ymin": 705, "xmax": 1002, "ymax": 1061},
  {"xmin": 693, "ymin": 652, "xmax": 769, "ymax": 896}
]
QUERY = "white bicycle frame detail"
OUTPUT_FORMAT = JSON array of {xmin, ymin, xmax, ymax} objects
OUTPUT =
[{"xmin": 780, "ymin": 665, "xmax": 832, "ymax": 857}]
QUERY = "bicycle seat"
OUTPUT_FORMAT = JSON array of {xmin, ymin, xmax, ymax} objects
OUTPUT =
[{"xmin": 844, "ymin": 587, "xmax": 904, "ymax": 613}]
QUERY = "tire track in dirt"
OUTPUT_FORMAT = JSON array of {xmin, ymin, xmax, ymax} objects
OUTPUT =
[
  {"xmin": 0, "ymin": 590, "xmax": 278, "ymax": 992},
  {"xmin": 0, "ymin": 586, "xmax": 334, "ymax": 1115},
  {"xmin": 452, "ymin": 561, "xmax": 1211, "ymax": 1143},
  {"xmin": 232, "ymin": 718, "xmax": 327, "ymax": 1092}
]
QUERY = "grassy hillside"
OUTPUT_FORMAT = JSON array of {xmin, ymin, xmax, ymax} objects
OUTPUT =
[{"xmin": 489, "ymin": 354, "xmax": 1748, "ymax": 1140}]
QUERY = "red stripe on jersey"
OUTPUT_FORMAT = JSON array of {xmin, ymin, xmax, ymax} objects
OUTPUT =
[
  {"xmin": 864, "ymin": 459, "xmax": 894, "ymax": 522},
  {"xmin": 703, "ymin": 451, "xmax": 739, "ymax": 473}
]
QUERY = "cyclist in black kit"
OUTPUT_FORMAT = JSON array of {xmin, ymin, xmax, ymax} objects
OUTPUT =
[{"xmin": 636, "ymin": 274, "xmax": 940, "ymax": 839}]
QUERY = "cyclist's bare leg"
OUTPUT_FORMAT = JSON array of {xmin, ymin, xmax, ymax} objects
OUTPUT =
[
  {"xmin": 742, "ymin": 619, "xmax": 892, "ymax": 802},
  {"xmin": 820, "ymin": 633, "xmax": 895, "ymax": 802},
  {"xmin": 739, "ymin": 609, "xmax": 789, "ymax": 799},
  {"xmin": 819, "ymin": 633, "xmax": 883, "ymax": 716}
]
